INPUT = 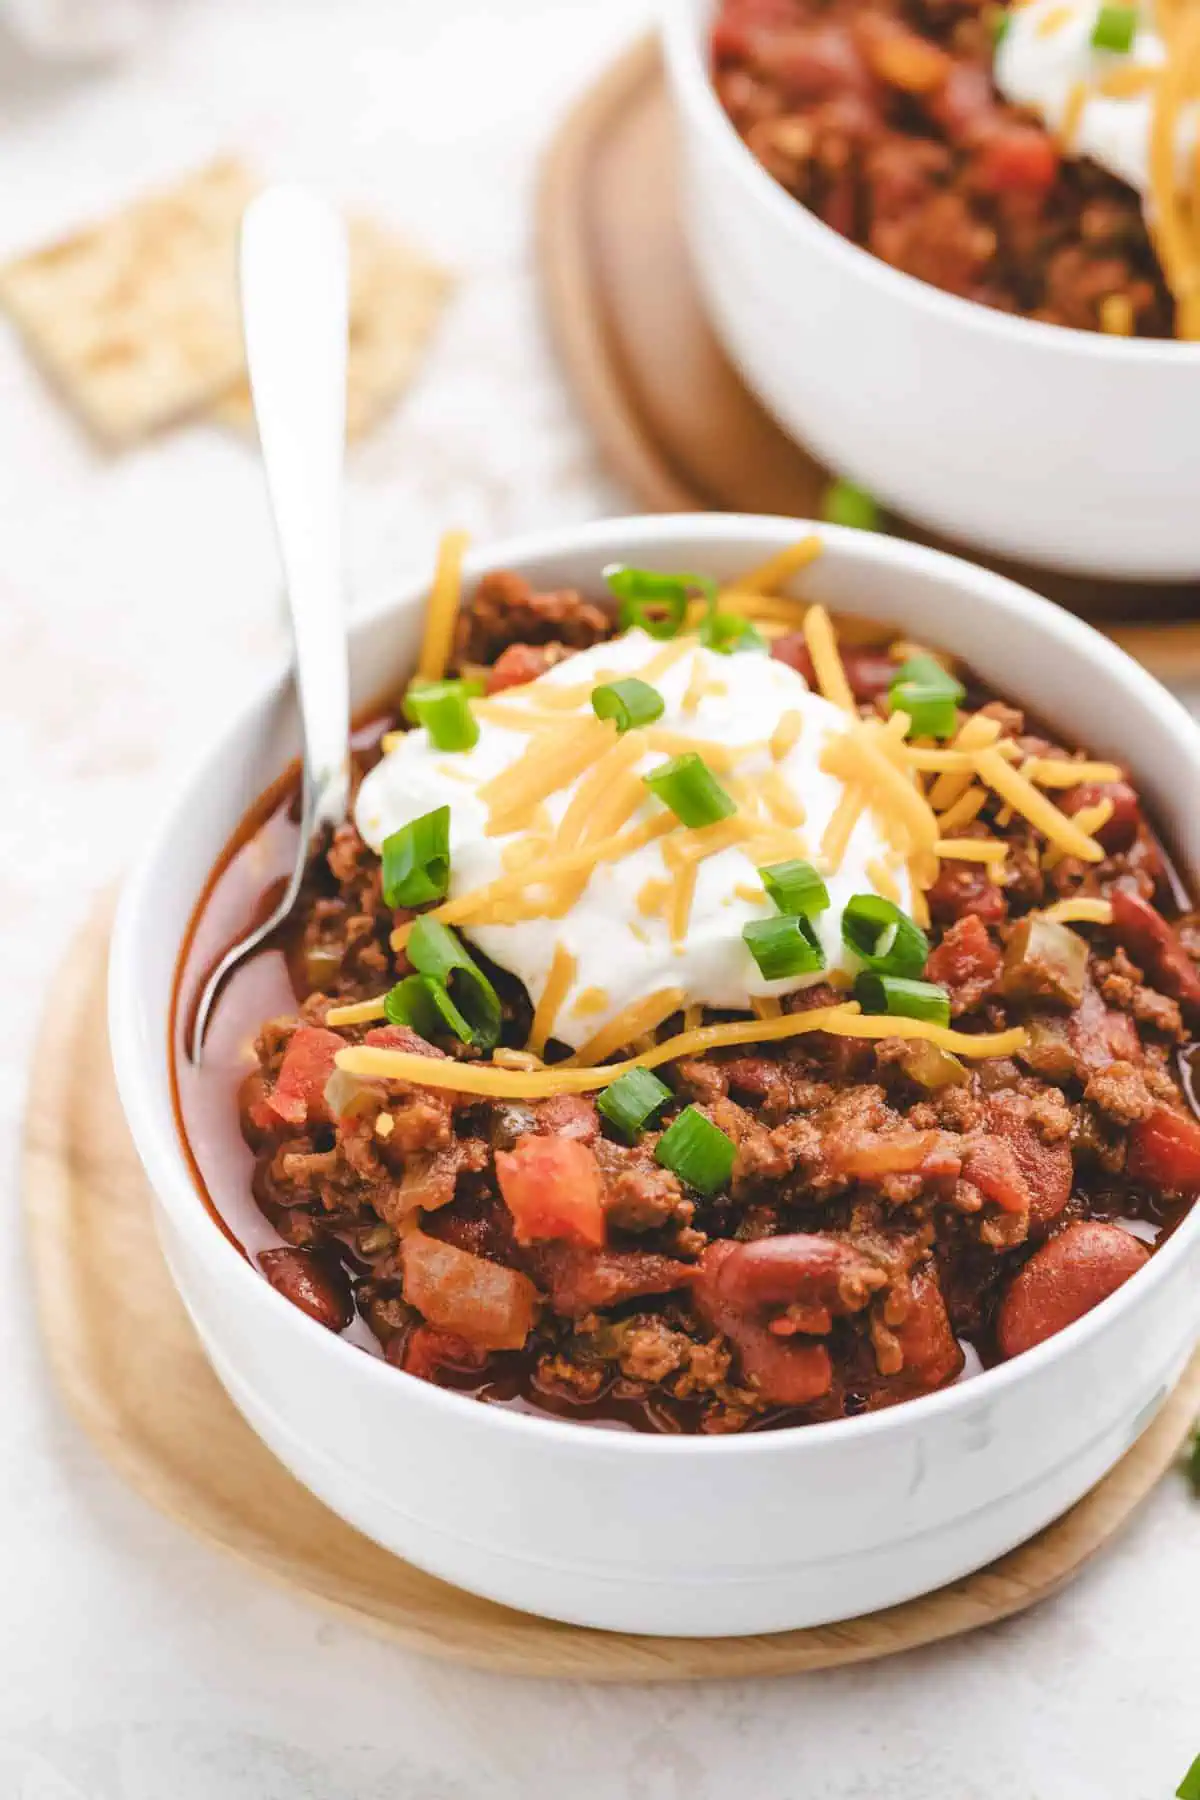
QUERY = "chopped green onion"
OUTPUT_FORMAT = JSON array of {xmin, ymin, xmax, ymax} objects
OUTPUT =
[
  {"xmin": 888, "ymin": 653, "xmax": 965, "ymax": 741},
  {"xmin": 743, "ymin": 915, "xmax": 824, "ymax": 981},
  {"xmin": 990, "ymin": 6, "xmax": 1011, "ymax": 45},
  {"xmin": 1178, "ymin": 1752, "xmax": 1200, "ymax": 1800},
  {"xmin": 822, "ymin": 478, "xmax": 880, "ymax": 532},
  {"xmin": 597, "ymin": 1067, "xmax": 673, "ymax": 1142},
  {"xmin": 604, "ymin": 566, "xmax": 712, "ymax": 640},
  {"xmin": 855, "ymin": 973, "xmax": 951, "ymax": 1027},
  {"xmin": 381, "ymin": 806, "xmax": 451, "ymax": 908},
  {"xmin": 842, "ymin": 894, "xmax": 929, "ymax": 978},
  {"xmin": 406, "ymin": 916, "xmax": 502, "ymax": 1050},
  {"xmin": 759, "ymin": 859, "xmax": 830, "ymax": 919},
  {"xmin": 591, "ymin": 676, "xmax": 665, "ymax": 733},
  {"xmin": 655, "ymin": 1105, "xmax": 736, "ymax": 1195},
  {"xmin": 1091, "ymin": 2, "xmax": 1136, "ymax": 51},
  {"xmin": 405, "ymin": 678, "xmax": 480, "ymax": 752},
  {"xmin": 384, "ymin": 972, "xmax": 476, "ymax": 1046},
  {"xmin": 699, "ymin": 605, "xmax": 768, "ymax": 656},
  {"xmin": 643, "ymin": 752, "xmax": 736, "ymax": 828}
]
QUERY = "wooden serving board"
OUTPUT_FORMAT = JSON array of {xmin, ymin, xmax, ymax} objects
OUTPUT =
[
  {"xmin": 20, "ymin": 904, "xmax": 1200, "ymax": 1677},
  {"xmin": 537, "ymin": 35, "xmax": 1200, "ymax": 686}
]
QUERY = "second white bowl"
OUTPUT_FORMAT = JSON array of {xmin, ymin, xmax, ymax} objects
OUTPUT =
[{"xmin": 661, "ymin": 0, "xmax": 1200, "ymax": 580}]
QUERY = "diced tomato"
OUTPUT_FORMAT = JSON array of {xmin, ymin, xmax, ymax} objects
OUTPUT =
[
  {"xmin": 961, "ymin": 1136, "xmax": 1031, "ymax": 1215},
  {"xmin": 263, "ymin": 1026, "xmax": 344, "ymax": 1127},
  {"xmin": 925, "ymin": 914, "xmax": 1002, "ymax": 1010},
  {"xmin": 495, "ymin": 1134, "xmax": 607, "ymax": 1249},
  {"xmin": 927, "ymin": 860, "xmax": 1008, "ymax": 926},
  {"xmin": 400, "ymin": 1323, "xmax": 490, "ymax": 1383},
  {"xmin": 1127, "ymin": 1106, "xmax": 1200, "ymax": 1193},
  {"xmin": 1111, "ymin": 889, "xmax": 1200, "ymax": 1015},
  {"xmin": 401, "ymin": 1231, "xmax": 537, "ymax": 1350},
  {"xmin": 486, "ymin": 643, "xmax": 556, "ymax": 694},
  {"xmin": 975, "ymin": 126, "xmax": 1059, "ymax": 196}
]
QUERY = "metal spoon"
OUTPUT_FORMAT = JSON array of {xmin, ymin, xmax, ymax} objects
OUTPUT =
[{"xmin": 189, "ymin": 186, "xmax": 351, "ymax": 1062}]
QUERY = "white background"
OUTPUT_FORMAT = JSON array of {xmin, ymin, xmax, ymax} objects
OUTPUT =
[{"xmin": 1, "ymin": 2, "xmax": 1198, "ymax": 1794}]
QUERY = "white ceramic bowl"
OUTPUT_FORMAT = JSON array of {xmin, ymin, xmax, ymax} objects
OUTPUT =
[
  {"xmin": 110, "ymin": 514, "xmax": 1200, "ymax": 1637},
  {"xmin": 661, "ymin": 0, "xmax": 1200, "ymax": 581}
]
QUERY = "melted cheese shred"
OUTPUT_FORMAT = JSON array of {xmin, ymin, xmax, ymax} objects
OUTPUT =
[
  {"xmin": 1039, "ymin": 896, "xmax": 1115, "ymax": 925},
  {"xmin": 803, "ymin": 604, "xmax": 856, "ymax": 712},
  {"xmin": 973, "ymin": 746, "xmax": 1105, "ymax": 862},
  {"xmin": 335, "ymin": 1007, "xmax": 1029, "ymax": 1098},
  {"xmin": 527, "ymin": 945, "xmax": 577, "ymax": 1057},
  {"xmin": 416, "ymin": 531, "xmax": 470, "ymax": 682}
]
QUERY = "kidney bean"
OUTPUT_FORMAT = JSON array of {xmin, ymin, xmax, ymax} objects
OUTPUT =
[
  {"xmin": 995, "ymin": 1221, "xmax": 1149, "ymax": 1359},
  {"xmin": 888, "ymin": 1266, "xmax": 964, "ymax": 1394},
  {"xmin": 258, "ymin": 1247, "xmax": 354, "ymax": 1333},
  {"xmin": 694, "ymin": 1243, "xmax": 834, "ymax": 1406},
  {"xmin": 709, "ymin": 1232, "xmax": 887, "ymax": 1316}
]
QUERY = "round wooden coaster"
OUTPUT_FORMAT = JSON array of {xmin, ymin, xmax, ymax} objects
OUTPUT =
[
  {"xmin": 23, "ymin": 905, "xmax": 1200, "ymax": 1678},
  {"xmin": 538, "ymin": 35, "xmax": 1200, "ymax": 684}
]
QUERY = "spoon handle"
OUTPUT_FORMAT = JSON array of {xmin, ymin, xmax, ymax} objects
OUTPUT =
[{"xmin": 240, "ymin": 186, "xmax": 351, "ymax": 830}]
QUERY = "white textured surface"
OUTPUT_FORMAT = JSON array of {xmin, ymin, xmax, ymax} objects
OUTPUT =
[{"xmin": 1, "ymin": 1, "xmax": 1199, "ymax": 1794}]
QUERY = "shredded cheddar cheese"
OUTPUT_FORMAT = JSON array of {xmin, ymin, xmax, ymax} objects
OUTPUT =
[
  {"xmin": 416, "ymin": 531, "xmax": 469, "ymax": 682},
  {"xmin": 334, "ymin": 1007, "xmax": 1029, "ymax": 1098},
  {"xmin": 974, "ymin": 746, "xmax": 1105, "ymax": 863},
  {"xmin": 803, "ymin": 603, "xmax": 856, "ymax": 712},
  {"xmin": 565, "ymin": 988, "xmax": 687, "ymax": 1068},
  {"xmin": 1039, "ymin": 897, "xmax": 1115, "ymax": 925},
  {"xmin": 729, "ymin": 536, "xmax": 824, "ymax": 596},
  {"xmin": 527, "ymin": 944, "xmax": 577, "ymax": 1056}
]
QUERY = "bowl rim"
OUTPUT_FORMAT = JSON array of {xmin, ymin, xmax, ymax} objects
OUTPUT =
[
  {"xmin": 110, "ymin": 510, "xmax": 1200, "ymax": 1459},
  {"xmin": 659, "ymin": 0, "xmax": 1200, "ymax": 367}
]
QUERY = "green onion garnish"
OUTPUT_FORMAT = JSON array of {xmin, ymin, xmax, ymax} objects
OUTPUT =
[
  {"xmin": 743, "ymin": 915, "xmax": 824, "ymax": 981},
  {"xmin": 1177, "ymin": 1752, "xmax": 1200, "ymax": 1800},
  {"xmin": 854, "ymin": 973, "xmax": 951, "ymax": 1027},
  {"xmin": 759, "ymin": 859, "xmax": 830, "ymax": 919},
  {"xmin": 385, "ymin": 972, "xmax": 476, "ymax": 1046},
  {"xmin": 655, "ymin": 1106, "xmax": 736, "ymax": 1195},
  {"xmin": 597, "ymin": 1067, "xmax": 673, "ymax": 1142},
  {"xmin": 381, "ymin": 806, "xmax": 451, "ymax": 909},
  {"xmin": 842, "ymin": 894, "xmax": 929, "ymax": 978},
  {"xmin": 405, "ymin": 678, "xmax": 481, "ymax": 752},
  {"xmin": 699, "ymin": 606, "xmax": 768, "ymax": 656},
  {"xmin": 887, "ymin": 654, "xmax": 965, "ymax": 741},
  {"xmin": 406, "ymin": 916, "xmax": 502, "ymax": 1050},
  {"xmin": 1091, "ymin": 2, "xmax": 1136, "ymax": 51},
  {"xmin": 822, "ymin": 478, "xmax": 880, "ymax": 532},
  {"xmin": 990, "ymin": 6, "xmax": 1011, "ymax": 45},
  {"xmin": 591, "ymin": 676, "xmax": 665, "ymax": 733},
  {"xmin": 643, "ymin": 752, "xmax": 736, "ymax": 828},
  {"xmin": 604, "ymin": 566, "xmax": 710, "ymax": 640}
]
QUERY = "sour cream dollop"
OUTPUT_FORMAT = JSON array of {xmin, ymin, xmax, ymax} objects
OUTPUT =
[
  {"xmin": 994, "ymin": 0, "xmax": 1194, "ymax": 197},
  {"xmin": 355, "ymin": 632, "xmax": 910, "ymax": 1052}
]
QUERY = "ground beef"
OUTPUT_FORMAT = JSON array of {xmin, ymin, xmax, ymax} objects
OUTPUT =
[{"xmin": 712, "ymin": 0, "xmax": 1175, "ymax": 337}]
